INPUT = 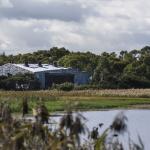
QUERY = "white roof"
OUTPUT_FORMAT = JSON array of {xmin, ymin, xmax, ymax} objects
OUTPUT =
[{"xmin": 13, "ymin": 64, "xmax": 69, "ymax": 73}]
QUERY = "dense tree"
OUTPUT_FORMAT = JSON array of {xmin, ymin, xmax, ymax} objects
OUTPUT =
[
  {"xmin": 0, "ymin": 47, "xmax": 70, "ymax": 65},
  {"xmin": 1, "ymin": 46, "xmax": 150, "ymax": 89},
  {"xmin": 92, "ymin": 47, "xmax": 150, "ymax": 88},
  {"xmin": 59, "ymin": 51, "xmax": 99, "ymax": 74}
]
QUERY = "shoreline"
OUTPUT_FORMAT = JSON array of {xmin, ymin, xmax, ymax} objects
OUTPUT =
[{"xmin": 13, "ymin": 105, "xmax": 150, "ymax": 117}]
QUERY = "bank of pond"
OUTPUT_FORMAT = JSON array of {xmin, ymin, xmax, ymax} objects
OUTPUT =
[
  {"xmin": 0, "ymin": 99, "xmax": 149, "ymax": 150},
  {"xmin": 38, "ymin": 110, "xmax": 150, "ymax": 150}
]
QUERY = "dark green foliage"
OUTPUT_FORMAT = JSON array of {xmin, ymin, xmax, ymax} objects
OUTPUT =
[
  {"xmin": 0, "ymin": 47, "xmax": 70, "ymax": 64},
  {"xmin": 59, "ymin": 51, "xmax": 99, "ymax": 74},
  {"xmin": 91, "ymin": 127, "xmax": 99, "ymax": 140},
  {"xmin": 74, "ymin": 84, "xmax": 101, "ymax": 90},
  {"xmin": 92, "ymin": 46, "xmax": 150, "ymax": 89},
  {"xmin": 1, "ymin": 46, "xmax": 150, "ymax": 89},
  {"xmin": 110, "ymin": 112, "xmax": 127, "ymax": 133},
  {"xmin": 36, "ymin": 104, "xmax": 49, "ymax": 124},
  {"xmin": 22, "ymin": 97, "xmax": 28, "ymax": 117},
  {"xmin": 52, "ymin": 82, "xmax": 74, "ymax": 91},
  {"xmin": 0, "ymin": 73, "xmax": 40, "ymax": 90}
]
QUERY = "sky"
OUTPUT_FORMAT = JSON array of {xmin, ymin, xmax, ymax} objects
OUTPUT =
[{"xmin": 0, "ymin": 0, "xmax": 150, "ymax": 55}]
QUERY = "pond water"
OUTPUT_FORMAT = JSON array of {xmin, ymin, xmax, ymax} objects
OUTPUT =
[{"xmin": 51, "ymin": 109, "xmax": 150, "ymax": 150}]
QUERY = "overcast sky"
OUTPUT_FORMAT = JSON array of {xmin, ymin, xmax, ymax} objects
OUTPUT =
[{"xmin": 0, "ymin": 0, "xmax": 150, "ymax": 55}]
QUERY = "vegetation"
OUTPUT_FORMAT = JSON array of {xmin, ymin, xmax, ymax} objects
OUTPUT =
[
  {"xmin": 0, "ymin": 73, "xmax": 40, "ymax": 90},
  {"xmin": 0, "ymin": 47, "xmax": 70, "ymax": 65},
  {"xmin": 0, "ymin": 101, "xmax": 144, "ymax": 150},
  {"xmin": 1, "ymin": 47, "xmax": 149, "ymax": 149},
  {"xmin": 52, "ymin": 82, "xmax": 74, "ymax": 91},
  {"xmin": 0, "ymin": 90, "xmax": 150, "ymax": 113},
  {"xmin": 58, "ymin": 52, "xmax": 98, "ymax": 74},
  {"xmin": 1, "ymin": 46, "xmax": 150, "ymax": 89}
]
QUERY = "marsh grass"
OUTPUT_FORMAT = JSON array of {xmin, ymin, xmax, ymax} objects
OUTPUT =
[
  {"xmin": 0, "ymin": 89, "xmax": 150, "ymax": 113},
  {"xmin": 1, "ymin": 89, "xmax": 150, "ymax": 98},
  {"xmin": 0, "ymin": 90, "xmax": 150, "ymax": 112},
  {"xmin": 0, "ymin": 98, "xmax": 145, "ymax": 150}
]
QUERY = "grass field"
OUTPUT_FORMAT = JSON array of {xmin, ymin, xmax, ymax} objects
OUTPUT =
[{"xmin": 0, "ymin": 89, "xmax": 150, "ymax": 113}]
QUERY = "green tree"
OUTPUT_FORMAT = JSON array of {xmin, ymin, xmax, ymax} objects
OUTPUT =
[{"xmin": 59, "ymin": 52, "xmax": 98, "ymax": 74}]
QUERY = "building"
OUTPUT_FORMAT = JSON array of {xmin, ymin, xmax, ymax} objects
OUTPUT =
[{"xmin": 0, "ymin": 63, "xmax": 90, "ymax": 89}]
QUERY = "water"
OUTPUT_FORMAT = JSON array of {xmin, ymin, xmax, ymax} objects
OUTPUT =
[{"xmin": 51, "ymin": 109, "xmax": 150, "ymax": 150}]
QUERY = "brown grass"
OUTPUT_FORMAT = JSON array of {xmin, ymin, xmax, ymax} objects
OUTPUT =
[{"xmin": 1, "ymin": 89, "xmax": 150, "ymax": 98}]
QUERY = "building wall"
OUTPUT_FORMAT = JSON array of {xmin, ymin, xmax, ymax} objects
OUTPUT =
[
  {"xmin": 0, "ymin": 64, "xmax": 90, "ymax": 89},
  {"xmin": 74, "ymin": 72, "xmax": 90, "ymax": 85},
  {"xmin": 34, "ymin": 72, "xmax": 46, "ymax": 89},
  {"xmin": 35, "ymin": 71, "xmax": 90, "ymax": 89},
  {"xmin": 45, "ymin": 73, "xmax": 74, "ymax": 88}
]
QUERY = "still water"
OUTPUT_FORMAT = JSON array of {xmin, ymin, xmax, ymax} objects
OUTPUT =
[{"xmin": 52, "ymin": 109, "xmax": 150, "ymax": 150}]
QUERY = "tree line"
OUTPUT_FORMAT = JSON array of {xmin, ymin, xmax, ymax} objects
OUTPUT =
[{"xmin": 1, "ymin": 46, "xmax": 150, "ymax": 89}]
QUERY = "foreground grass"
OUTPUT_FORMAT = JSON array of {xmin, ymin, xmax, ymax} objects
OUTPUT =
[{"xmin": 1, "ymin": 90, "xmax": 150, "ymax": 113}]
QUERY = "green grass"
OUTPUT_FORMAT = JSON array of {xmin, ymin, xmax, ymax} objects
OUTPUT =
[
  {"xmin": 1, "ymin": 95, "xmax": 150, "ymax": 113},
  {"xmin": 1, "ymin": 90, "xmax": 150, "ymax": 113}
]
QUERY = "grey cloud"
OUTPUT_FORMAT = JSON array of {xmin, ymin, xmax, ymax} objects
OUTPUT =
[
  {"xmin": 0, "ymin": 0, "xmax": 150, "ymax": 55},
  {"xmin": 0, "ymin": 0, "xmax": 13, "ymax": 8},
  {"xmin": 0, "ymin": 0, "xmax": 87, "ymax": 21}
]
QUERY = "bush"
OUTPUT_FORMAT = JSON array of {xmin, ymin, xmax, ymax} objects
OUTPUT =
[
  {"xmin": 28, "ymin": 80, "xmax": 40, "ymax": 90},
  {"xmin": 74, "ymin": 84, "xmax": 99, "ymax": 90},
  {"xmin": 52, "ymin": 82, "xmax": 74, "ymax": 91},
  {"xmin": 120, "ymin": 74, "xmax": 150, "ymax": 88},
  {"xmin": 0, "ymin": 73, "xmax": 40, "ymax": 90}
]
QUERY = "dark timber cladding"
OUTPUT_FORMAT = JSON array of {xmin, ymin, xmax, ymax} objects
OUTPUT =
[{"xmin": 45, "ymin": 73, "xmax": 74, "ymax": 88}]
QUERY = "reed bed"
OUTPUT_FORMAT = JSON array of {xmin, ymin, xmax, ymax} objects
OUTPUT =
[
  {"xmin": 0, "ymin": 89, "xmax": 150, "ymax": 113},
  {"xmin": 1, "ymin": 89, "xmax": 150, "ymax": 98}
]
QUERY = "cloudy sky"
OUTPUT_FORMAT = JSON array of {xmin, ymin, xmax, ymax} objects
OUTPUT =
[{"xmin": 0, "ymin": 0, "xmax": 150, "ymax": 54}]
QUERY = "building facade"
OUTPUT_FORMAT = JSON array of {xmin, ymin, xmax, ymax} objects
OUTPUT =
[{"xmin": 0, "ymin": 63, "xmax": 90, "ymax": 89}]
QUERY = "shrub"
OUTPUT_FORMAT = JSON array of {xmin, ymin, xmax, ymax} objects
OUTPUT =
[
  {"xmin": 52, "ymin": 82, "xmax": 74, "ymax": 91},
  {"xmin": 74, "ymin": 84, "xmax": 99, "ymax": 90},
  {"xmin": 0, "ymin": 73, "xmax": 40, "ymax": 90}
]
